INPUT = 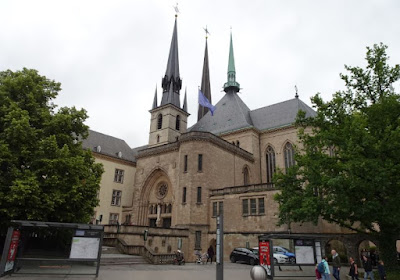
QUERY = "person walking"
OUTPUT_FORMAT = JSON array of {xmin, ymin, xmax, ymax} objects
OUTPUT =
[
  {"xmin": 349, "ymin": 257, "xmax": 359, "ymax": 280},
  {"xmin": 362, "ymin": 255, "xmax": 374, "ymax": 280},
  {"xmin": 331, "ymin": 249, "xmax": 341, "ymax": 280},
  {"xmin": 377, "ymin": 260, "xmax": 386, "ymax": 280},
  {"xmin": 206, "ymin": 245, "xmax": 214, "ymax": 264},
  {"xmin": 321, "ymin": 256, "xmax": 331, "ymax": 280}
]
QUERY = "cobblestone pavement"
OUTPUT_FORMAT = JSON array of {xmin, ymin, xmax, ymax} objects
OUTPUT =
[{"xmin": 3, "ymin": 263, "xmax": 353, "ymax": 280}]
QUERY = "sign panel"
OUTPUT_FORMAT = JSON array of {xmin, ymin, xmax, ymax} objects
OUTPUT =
[
  {"xmin": 69, "ymin": 237, "xmax": 100, "ymax": 259},
  {"xmin": 4, "ymin": 230, "xmax": 20, "ymax": 272},
  {"xmin": 294, "ymin": 239, "xmax": 315, "ymax": 264},
  {"xmin": 259, "ymin": 240, "xmax": 272, "ymax": 277}
]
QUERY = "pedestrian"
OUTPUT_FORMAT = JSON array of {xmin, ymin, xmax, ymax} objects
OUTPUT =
[
  {"xmin": 349, "ymin": 257, "xmax": 359, "ymax": 280},
  {"xmin": 316, "ymin": 263, "xmax": 322, "ymax": 280},
  {"xmin": 207, "ymin": 245, "xmax": 214, "ymax": 264},
  {"xmin": 331, "ymin": 249, "xmax": 341, "ymax": 280},
  {"xmin": 377, "ymin": 260, "xmax": 386, "ymax": 280},
  {"xmin": 321, "ymin": 256, "xmax": 331, "ymax": 280},
  {"xmin": 362, "ymin": 255, "xmax": 375, "ymax": 280}
]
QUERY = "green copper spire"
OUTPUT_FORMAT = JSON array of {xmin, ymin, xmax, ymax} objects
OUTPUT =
[{"xmin": 223, "ymin": 31, "xmax": 240, "ymax": 93}]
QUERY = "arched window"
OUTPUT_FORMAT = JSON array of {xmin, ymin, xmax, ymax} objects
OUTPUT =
[
  {"xmin": 176, "ymin": 115, "xmax": 180, "ymax": 131},
  {"xmin": 284, "ymin": 142, "xmax": 295, "ymax": 173},
  {"xmin": 157, "ymin": 114, "xmax": 163, "ymax": 129},
  {"xmin": 243, "ymin": 166, "xmax": 249, "ymax": 185},
  {"xmin": 149, "ymin": 205, "xmax": 153, "ymax": 214},
  {"xmin": 157, "ymin": 135, "xmax": 160, "ymax": 143},
  {"xmin": 266, "ymin": 146, "xmax": 276, "ymax": 183},
  {"xmin": 167, "ymin": 204, "xmax": 172, "ymax": 213}
]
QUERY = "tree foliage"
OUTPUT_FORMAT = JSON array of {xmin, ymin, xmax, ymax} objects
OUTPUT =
[
  {"xmin": 0, "ymin": 68, "xmax": 103, "ymax": 231},
  {"xmin": 274, "ymin": 44, "xmax": 400, "ymax": 268}
]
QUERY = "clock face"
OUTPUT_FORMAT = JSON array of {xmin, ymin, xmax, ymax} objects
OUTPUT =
[{"xmin": 156, "ymin": 183, "xmax": 168, "ymax": 199}]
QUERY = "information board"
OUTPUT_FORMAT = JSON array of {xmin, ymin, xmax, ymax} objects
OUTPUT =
[
  {"xmin": 294, "ymin": 239, "xmax": 315, "ymax": 264},
  {"xmin": 69, "ymin": 237, "xmax": 100, "ymax": 259}
]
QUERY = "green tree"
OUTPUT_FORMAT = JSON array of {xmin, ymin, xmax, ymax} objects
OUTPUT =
[
  {"xmin": 0, "ymin": 68, "xmax": 103, "ymax": 231},
  {"xmin": 274, "ymin": 44, "xmax": 400, "ymax": 269}
]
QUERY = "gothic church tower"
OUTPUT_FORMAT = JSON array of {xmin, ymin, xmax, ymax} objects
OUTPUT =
[{"xmin": 148, "ymin": 16, "xmax": 189, "ymax": 147}]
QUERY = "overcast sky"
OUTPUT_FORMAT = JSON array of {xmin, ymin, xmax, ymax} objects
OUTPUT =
[{"xmin": 1, "ymin": 0, "xmax": 399, "ymax": 148}]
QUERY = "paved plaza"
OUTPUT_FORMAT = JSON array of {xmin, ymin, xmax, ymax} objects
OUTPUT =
[{"xmin": 3, "ymin": 262, "xmax": 353, "ymax": 280}]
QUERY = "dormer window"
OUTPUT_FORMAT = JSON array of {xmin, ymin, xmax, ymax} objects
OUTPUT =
[
  {"xmin": 117, "ymin": 151, "xmax": 122, "ymax": 158},
  {"xmin": 96, "ymin": 145, "xmax": 101, "ymax": 153}
]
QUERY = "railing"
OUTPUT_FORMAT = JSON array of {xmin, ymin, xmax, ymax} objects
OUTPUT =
[
  {"xmin": 103, "ymin": 237, "xmax": 176, "ymax": 264},
  {"xmin": 210, "ymin": 183, "xmax": 275, "ymax": 196}
]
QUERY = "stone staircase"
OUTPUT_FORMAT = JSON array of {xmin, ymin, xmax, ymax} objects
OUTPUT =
[{"xmin": 101, "ymin": 246, "xmax": 149, "ymax": 265}]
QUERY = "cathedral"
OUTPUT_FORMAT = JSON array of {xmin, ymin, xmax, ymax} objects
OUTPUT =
[{"xmin": 82, "ymin": 16, "xmax": 352, "ymax": 261}]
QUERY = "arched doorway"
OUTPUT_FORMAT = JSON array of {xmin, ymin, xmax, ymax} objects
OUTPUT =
[
  {"xmin": 358, "ymin": 240, "xmax": 379, "ymax": 266},
  {"xmin": 137, "ymin": 168, "xmax": 174, "ymax": 228}
]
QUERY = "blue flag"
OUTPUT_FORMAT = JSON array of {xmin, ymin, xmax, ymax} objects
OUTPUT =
[{"xmin": 198, "ymin": 89, "xmax": 216, "ymax": 116}]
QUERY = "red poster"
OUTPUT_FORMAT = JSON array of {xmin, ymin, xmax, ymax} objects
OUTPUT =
[
  {"xmin": 259, "ymin": 240, "xmax": 272, "ymax": 276},
  {"xmin": 5, "ymin": 230, "xmax": 20, "ymax": 272}
]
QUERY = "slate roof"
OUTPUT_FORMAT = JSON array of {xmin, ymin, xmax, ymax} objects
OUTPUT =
[
  {"xmin": 189, "ymin": 93, "xmax": 316, "ymax": 135},
  {"xmin": 82, "ymin": 130, "xmax": 136, "ymax": 163},
  {"xmin": 250, "ymin": 98, "xmax": 317, "ymax": 131},
  {"xmin": 190, "ymin": 92, "xmax": 253, "ymax": 135}
]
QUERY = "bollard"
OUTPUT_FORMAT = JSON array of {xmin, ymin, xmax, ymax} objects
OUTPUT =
[{"xmin": 250, "ymin": 265, "xmax": 267, "ymax": 280}]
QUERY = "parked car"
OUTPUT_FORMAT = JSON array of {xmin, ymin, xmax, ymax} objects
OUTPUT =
[
  {"xmin": 273, "ymin": 246, "xmax": 296, "ymax": 264},
  {"xmin": 230, "ymin": 248, "xmax": 259, "ymax": 265},
  {"xmin": 251, "ymin": 247, "xmax": 289, "ymax": 264}
]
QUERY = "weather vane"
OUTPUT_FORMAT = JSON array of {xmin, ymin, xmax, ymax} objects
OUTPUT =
[
  {"xmin": 295, "ymin": 85, "xmax": 299, "ymax": 98},
  {"xmin": 173, "ymin": 3, "xmax": 180, "ymax": 16},
  {"xmin": 203, "ymin": 26, "xmax": 210, "ymax": 39}
]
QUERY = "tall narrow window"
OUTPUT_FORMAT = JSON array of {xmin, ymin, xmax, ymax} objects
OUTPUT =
[
  {"xmin": 212, "ymin": 202, "xmax": 217, "ymax": 217},
  {"xmin": 176, "ymin": 115, "xmax": 180, "ymax": 130},
  {"xmin": 242, "ymin": 199, "xmax": 249, "ymax": 215},
  {"xmin": 250, "ymin": 198, "xmax": 257, "ymax": 215},
  {"xmin": 243, "ymin": 166, "xmax": 249, "ymax": 185},
  {"xmin": 218, "ymin": 201, "xmax": 224, "ymax": 216},
  {"xmin": 182, "ymin": 187, "xmax": 187, "ymax": 203},
  {"xmin": 157, "ymin": 114, "xmax": 163, "ymax": 129},
  {"xmin": 198, "ymin": 154, "xmax": 203, "ymax": 172},
  {"xmin": 266, "ymin": 146, "xmax": 276, "ymax": 183},
  {"xmin": 195, "ymin": 231, "xmax": 202, "ymax": 249},
  {"xmin": 111, "ymin": 190, "xmax": 122, "ymax": 206},
  {"xmin": 284, "ymin": 142, "xmax": 295, "ymax": 173},
  {"xmin": 184, "ymin": 155, "xmax": 188, "ymax": 172},
  {"xmin": 197, "ymin": 187, "xmax": 202, "ymax": 203},
  {"xmin": 114, "ymin": 169, "xmax": 124, "ymax": 183},
  {"xmin": 258, "ymin": 198, "xmax": 265, "ymax": 214},
  {"xmin": 157, "ymin": 135, "xmax": 160, "ymax": 143}
]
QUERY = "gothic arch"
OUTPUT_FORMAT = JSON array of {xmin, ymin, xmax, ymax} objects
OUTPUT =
[
  {"xmin": 137, "ymin": 167, "xmax": 174, "ymax": 227},
  {"xmin": 242, "ymin": 165, "xmax": 251, "ymax": 185}
]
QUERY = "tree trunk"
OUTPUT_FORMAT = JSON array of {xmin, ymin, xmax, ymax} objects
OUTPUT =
[{"xmin": 377, "ymin": 226, "xmax": 399, "ymax": 270}]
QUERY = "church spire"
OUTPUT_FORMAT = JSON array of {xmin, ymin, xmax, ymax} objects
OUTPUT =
[
  {"xmin": 152, "ymin": 85, "xmax": 158, "ymax": 109},
  {"xmin": 161, "ymin": 16, "xmax": 182, "ymax": 108},
  {"xmin": 198, "ymin": 37, "xmax": 212, "ymax": 121},
  {"xmin": 183, "ymin": 87, "xmax": 188, "ymax": 112},
  {"xmin": 223, "ymin": 31, "xmax": 240, "ymax": 93}
]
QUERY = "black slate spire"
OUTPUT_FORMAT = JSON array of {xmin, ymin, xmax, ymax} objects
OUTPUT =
[
  {"xmin": 198, "ymin": 38, "xmax": 212, "ymax": 121},
  {"xmin": 161, "ymin": 16, "xmax": 182, "ymax": 108}
]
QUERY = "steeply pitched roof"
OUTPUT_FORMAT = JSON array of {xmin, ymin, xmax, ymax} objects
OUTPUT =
[
  {"xmin": 189, "ymin": 94, "xmax": 316, "ymax": 135},
  {"xmin": 198, "ymin": 39, "xmax": 212, "ymax": 121},
  {"xmin": 82, "ymin": 130, "xmax": 136, "ymax": 163},
  {"xmin": 250, "ymin": 98, "xmax": 316, "ymax": 131},
  {"xmin": 190, "ymin": 92, "xmax": 253, "ymax": 135}
]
